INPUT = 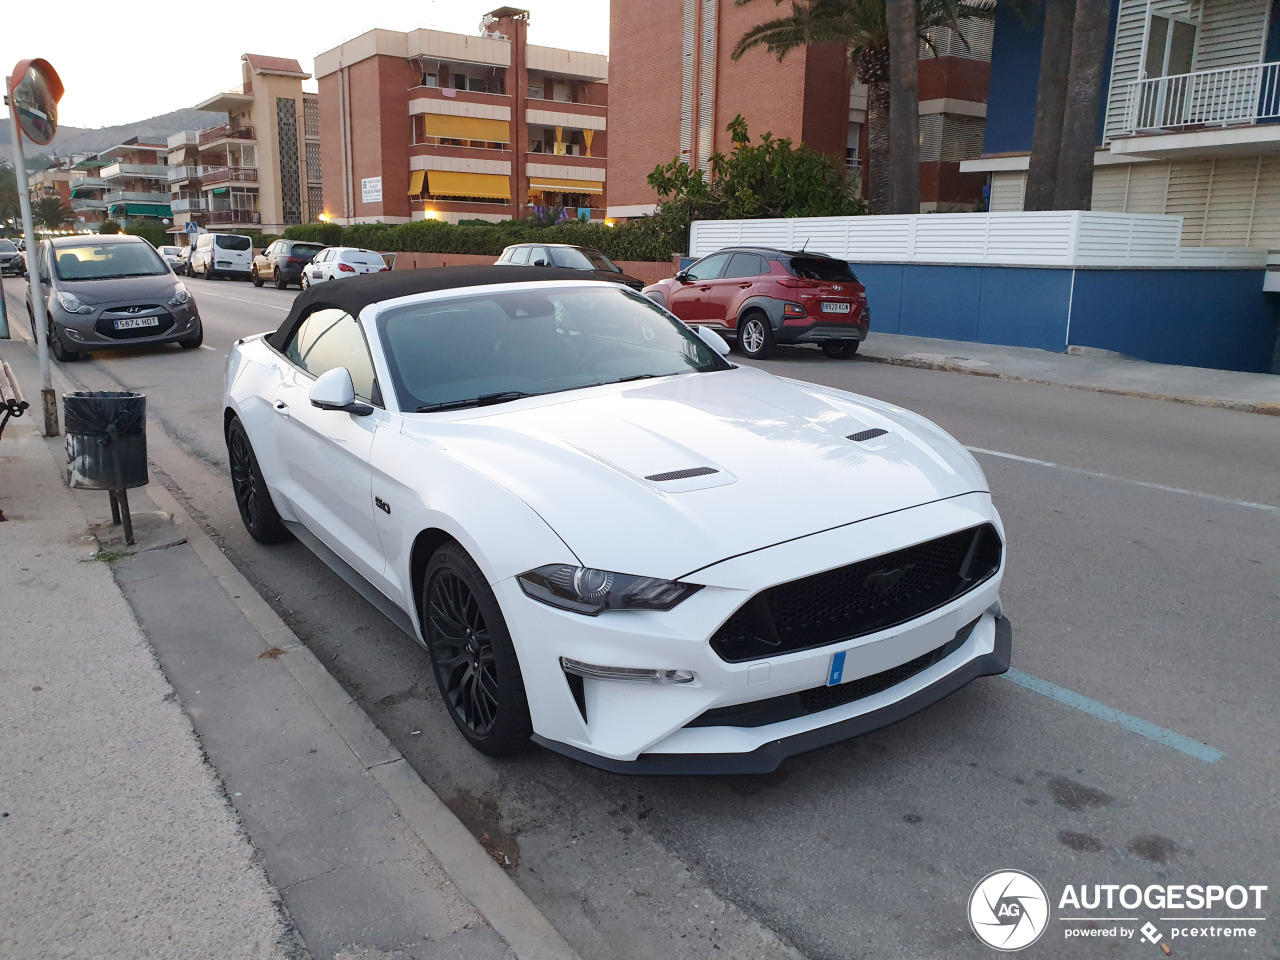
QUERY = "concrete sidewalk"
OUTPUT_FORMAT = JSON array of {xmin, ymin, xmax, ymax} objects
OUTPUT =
[
  {"xmin": 857, "ymin": 332, "xmax": 1280, "ymax": 415},
  {"xmin": 0, "ymin": 420, "xmax": 301, "ymax": 958}
]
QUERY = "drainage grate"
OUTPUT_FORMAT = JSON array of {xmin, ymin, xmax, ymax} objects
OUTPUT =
[
  {"xmin": 645, "ymin": 466, "xmax": 720, "ymax": 482},
  {"xmin": 847, "ymin": 428, "xmax": 889, "ymax": 442}
]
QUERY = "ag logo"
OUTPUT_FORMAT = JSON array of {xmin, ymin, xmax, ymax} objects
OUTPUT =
[{"xmin": 968, "ymin": 870, "xmax": 1050, "ymax": 951}]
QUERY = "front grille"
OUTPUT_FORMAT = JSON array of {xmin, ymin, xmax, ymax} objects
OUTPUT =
[
  {"xmin": 646, "ymin": 466, "xmax": 719, "ymax": 482},
  {"xmin": 95, "ymin": 308, "xmax": 175, "ymax": 340},
  {"xmin": 709, "ymin": 524, "xmax": 1002, "ymax": 662},
  {"xmin": 688, "ymin": 618, "xmax": 978, "ymax": 728}
]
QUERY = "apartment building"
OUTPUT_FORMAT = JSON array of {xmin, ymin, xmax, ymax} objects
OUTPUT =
[
  {"xmin": 65, "ymin": 139, "xmax": 171, "ymax": 228},
  {"xmin": 608, "ymin": 0, "xmax": 993, "ymax": 218},
  {"xmin": 967, "ymin": 0, "xmax": 1280, "ymax": 247},
  {"xmin": 314, "ymin": 8, "xmax": 609, "ymax": 224},
  {"xmin": 28, "ymin": 156, "xmax": 83, "ymax": 207},
  {"xmin": 175, "ymin": 54, "xmax": 322, "ymax": 234}
]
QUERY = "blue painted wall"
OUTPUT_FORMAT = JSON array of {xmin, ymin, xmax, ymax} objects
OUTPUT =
[{"xmin": 983, "ymin": 0, "xmax": 1122, "ymax": 155}]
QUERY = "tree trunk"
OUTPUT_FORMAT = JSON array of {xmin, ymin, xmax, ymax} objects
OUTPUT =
[
  {"xmin": 865, "ymin": 80, "xmax": 892, "ymax": 215},
  {"xmin": 1024, "ymin": 0, "xmax": 1076, "ymax": 211},
  {"xmin": 1054, "ymin": 0, "xmax": 1112, "ymax": 210},
  {"xmin": 886, "ymin": 0, "xmax": 921, "ymax": 214}
]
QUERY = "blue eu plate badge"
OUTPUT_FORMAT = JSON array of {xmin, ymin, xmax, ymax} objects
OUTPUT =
[{"xmin": 827, "ymin": 650, "xmax": 847, "ymax": 686}]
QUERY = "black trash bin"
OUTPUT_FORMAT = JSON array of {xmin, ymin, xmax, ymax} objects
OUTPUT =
[{"xmin": 64, "ymin": 391, "xmax": 147, "ymax": 544}]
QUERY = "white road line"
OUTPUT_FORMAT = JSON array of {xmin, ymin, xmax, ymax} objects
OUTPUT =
[
  {"xmin": 198, "ymin": 344, "xmax": 216, "ymax": 351},
  {"xmin": 967, "ymin": 446, "xmax": 1278, "ymax": 513},
  {"xmin": 197, "ymin": 290, "xmax": 290, "ymax": 310}
]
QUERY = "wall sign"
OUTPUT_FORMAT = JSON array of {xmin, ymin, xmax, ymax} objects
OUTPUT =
[{"xmin": 361, "ymin": 177, "xmax": 383, "ymax": 203}]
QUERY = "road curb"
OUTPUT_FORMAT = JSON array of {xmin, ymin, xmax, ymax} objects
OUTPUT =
[
  {"xmin": 142, "ymin": 482, "xmax": 580, "ymax": 960},
  {"xmin": 855, "ymin": 353, "xmax": 1280, "ymax": 416}
]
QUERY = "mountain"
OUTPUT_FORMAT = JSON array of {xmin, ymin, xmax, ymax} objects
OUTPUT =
[{"xmin": 0, "ymin": 107, "xmax": 228, "ymax": 158}]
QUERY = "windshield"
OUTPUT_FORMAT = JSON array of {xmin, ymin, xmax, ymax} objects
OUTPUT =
[
  {"xmin": 52, "ymin": 243, "xmax": 169, "ymax": 281},
  {"xmin": 215, "ymin": 235, "xmax": 252, "ymax": 251},
  {"xmin": 549, "ymin": 247, "xmax": 621, "ymax": 273},
  {"xmin": 0, "ymin": 240, "xmax": 17, "ymax": 254},
  {"xmin": 378, "ymin": 285, "xmax": 730, "ymax": 411},
  {"xmin": 159, "ymin": 246, "xmax": 181, "ymax": 256},
  {"xmin": 787, "ymin": 257, "xmax": 857, "ymax": 282}
]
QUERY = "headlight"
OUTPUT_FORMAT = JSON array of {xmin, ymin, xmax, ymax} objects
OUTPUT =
[
  {"xmin": 517, "ymin": 564, "xmax": 702, "ymax": 616},
  {"xmin": 56, "ymin": 292, "xmax": 94, "ymax": 314},
  {"xmin": 168, "ymin": 282, "xmax": 190, "ymax": 306}
]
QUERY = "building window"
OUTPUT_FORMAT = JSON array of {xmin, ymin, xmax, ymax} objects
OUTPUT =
[
  {"xmin": 918, "ymin": 113, "xmax": 985, "ymax": 163},
  {"xmin": 306, "ymin": 141, "xmax": 322, "ymax": 182},
  {"xmin": 308, "ymin": 185, "xmax": 324, "ymax": 222},
  {"xmin": 303, "ymin": 98, "xmax": 320, "ymax": 139},
  {"xmin": 276, "ymin": 97, "xmax": 302, "ymax": 225}
]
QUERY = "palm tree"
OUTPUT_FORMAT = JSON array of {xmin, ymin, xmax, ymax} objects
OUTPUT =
[
  {"xmin": 33, "ymin": 195, "xmax": 74, "ymax": 229},
  {"xmin": 1054, "ymin": 0, "xmax": 1112, "ymax": 210},
  {"xmin": 886, "ymin": 0, "xmax": 921, "ymax": 213},
  {"xmin": 733, "ymin": 0, "xmax": 978, "ymax": 215},
  {"xmin": 1023, "ymin": 0, "xmax": 1075, "ymax": 210}
]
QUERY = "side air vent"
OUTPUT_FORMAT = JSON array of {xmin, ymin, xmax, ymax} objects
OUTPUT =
[
  {"xmin": 847, "ymin": 428, "xmax": 889, "ymax": 443},
  {"xmin": 646, "ymin": 466, "xmax": 720, "ymax": 482}
]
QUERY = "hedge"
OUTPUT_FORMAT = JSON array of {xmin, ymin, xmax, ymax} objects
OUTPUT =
[{"xmin": 282, "ymin": 211, "xmax": 689, "ymax": 264}]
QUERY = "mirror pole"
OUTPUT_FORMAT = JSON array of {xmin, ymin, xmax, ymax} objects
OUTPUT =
[{"xmin": 6, "ymin": 88, "xmax": 57, "ymax": 436}]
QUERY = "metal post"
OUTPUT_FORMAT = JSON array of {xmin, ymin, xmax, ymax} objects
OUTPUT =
[
  {"xmin": 0, "ymin": 270, "xmax": 9, "ymax": 339},
  {"xmin": 6, "ymin": 86, "xmax": 57, "ymax": 436}
]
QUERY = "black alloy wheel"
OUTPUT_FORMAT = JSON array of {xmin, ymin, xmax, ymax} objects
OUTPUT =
[
  {"xmin": 423, "ymin": 545, "xmax": 532, "ymax": 756},
  {"xmin": 226, "ymin": 417, "xmax": 289, "ymax": 543},
  {"xmin": 251, "ymin": 266, "xmax": 264, "ymax": 287},
  {"xmin": 47, "ymin": 318, "xmax": 79, "ymax": 362},
  {"xmin": 821, "ymin": 339, "xmax": 860, "ymax": 359},
  {"xmin": 274, "ymin": 268, "xmax": 289, "ymax": 290}
]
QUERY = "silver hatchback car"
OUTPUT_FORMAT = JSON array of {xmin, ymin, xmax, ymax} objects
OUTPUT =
[{"xmin": 27, "ymin": 235, "xmax": 203, "ymax": 361}]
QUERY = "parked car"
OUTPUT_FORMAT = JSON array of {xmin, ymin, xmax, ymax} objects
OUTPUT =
[
  {"xmin": 643, "ymin": 247, "xmax": 870, "ymax": 360},
  {"xmin": 496, "ymin": 243, "xmax": 645, "ymax": 290},
  {"xmin": 26, "ymin": 234, "xmax": 203, "ymax": 362},
  {"xmin": 0, "ymin": 238, "xmax": 25, "ymax": 276},
  {"xmin": 300, "ymin": 247, "xmax": 389, "ymax": 289},
  {"xmin": 222, "ymin": 265, "xmax": 1009, "ymax": 772},
  {"xmin": 176, "ymin": 245, "xmax": 192, "ymax": 275},
  {"xmin": 252, "ymin": 239, "xmax": 326, "ymax": 290},
  {"xmin": 190, "ymin": 232, "xmax": 253, "ymax": 280},
  {"xmin": 157, "ymin": 245, "xmax": 184, "ymax": 271}
]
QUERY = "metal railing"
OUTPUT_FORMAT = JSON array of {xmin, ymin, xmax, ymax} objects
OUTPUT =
[
  {"xmin": 198, "ymin": 124, "xmax": 256, "ymax": 146},
  {"xmin": 100, "ymin": 162, "xmax": 168, "ymax": 180},
  {"xmin": 171, "ymin": 198, "xmax": 208, "ymax": 212},
  {"xmin": 201, "ymin": 166, "xmax": 259, "ymax": 186},
  {"xmin": 167, "ymin": 165, "xmax": 210, "ymax": 182},
  {"xmin": 71, "ymin": 198, "xmax": 107, "ymax": 211},
  {"xmin": 1120, "ymin": 60, "xmax": 1280, "ymax": 135},
  {"xmin": 208, "ymin": 209, "xmax": 261, "ymax": 224},
  {"xmin": 104, "ymin": 190, "xmax": 171, "ymax": 204}
]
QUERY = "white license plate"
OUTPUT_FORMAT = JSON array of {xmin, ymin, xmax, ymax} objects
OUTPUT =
[
  {"xmin": 821, "ymin": 301, "xmax": 852, "ymax": 314},
  {"xmin": 113, "ymin": 316, "xmax": 160, "ymax": 330}
]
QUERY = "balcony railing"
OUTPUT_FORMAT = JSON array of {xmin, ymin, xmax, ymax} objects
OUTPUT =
[
  {"xmin": 101, "ymin": 162, "xmax": 167, "ymax": 180},
  {"xmin": 202, "ymin": 166, "xmax": 259, "ymax": 186},
  {"xmin": 1120, "ymin": 61, "xmax": 1280, "ymax": 135},
  {"xmin": 172, "ymin": 198, "xmax": 209, "ymax": 213},
  {"xmin": 168, "ymin": 165, "xmax": 210, "ymax": 182},
  {"xmin": 208, "ymin": 209, "xmax": 262, "ymax": 225},
  {"xmin": 70, "ymin": 176, "xmax": 106, "ymax": 190},
  {"xmin": 104, "ymin": 190, "xmax": 171, "ymax": 204},
  {"xmin": 71, "ymin": 198, "xmax": 108, "ymax": 211},
  {"xmin": 198, "ymin": 124, "xmax": 255, "ymax": 147}
]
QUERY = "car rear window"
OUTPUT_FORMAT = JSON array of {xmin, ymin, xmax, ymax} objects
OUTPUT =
[
  {"xmin": 215, "ymin": 235, "xmax": 252, "ymax": 251},
  {"xmin": 291, "ymin": 243, "xmax": 325, "ymax": 256},
  {"xmin": 342, "ymin": 250, "xmax": 385, "ymax": 265},
  {"xmin": 159, "ymin": 246, "xmax": 181, "ymax": 256},
  {"xmin": 787, "ymin": 257, "xmax": 857, "ymax": 282}
]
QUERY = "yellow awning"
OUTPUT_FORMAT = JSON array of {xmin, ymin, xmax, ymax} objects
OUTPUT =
[
  {"xmin": 426, "ymin": 170, "xmax": 512, "ymax": 200},
  {"xmin": 528, "ymin": 177, "xmax": 604, "ymax": 195},
  {"xmin": 407, "ymin": 169, "xmax": 426, "ymax": 196},
  {"xmin": 420, "ymin": 114, "xmax": 511, "ymax": 143}
]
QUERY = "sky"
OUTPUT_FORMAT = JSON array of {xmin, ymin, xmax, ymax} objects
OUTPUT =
[{"xmin": 3, "ymin": 0, "xmax": 610, "ymax": 130}]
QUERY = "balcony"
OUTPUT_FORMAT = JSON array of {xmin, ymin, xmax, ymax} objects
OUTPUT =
[
  {"xmin": 105, "ymin": 190, "xmax": 171, "ymax": 204},
  {"xmin": 168, "ymin": 130, "xmax": 200, "ymax": 149},
  {"xmin": 101, "ymin": 162, "xmax": 168, "ymax": 181},
  {"xmin": 71, "ymin": 198, "xmax": 108, "ymax": 212},
  {"xmin": 168, "ymin": 165, "xmax": 210, "ymax": 183},
  {"xmin": 198, "ymin": 124, "xmax": 256, "ymax": 147},
  {"xmin": 208, "ymin": 209, "xmax": 262, "ymax": 225},
  {"xmin": 1119, "ymin": 61, "xmax": 1280, "ymax": 135},
  {"xmin": 70, "ymin": 176, "xmax": 106, "ymax": 190},
  {"xmin": 202, "ymin": 166, "xmax": 259, "ymax": 186},
  {"xmin": 172, "ymin": 198, "xmax": 208, "ymax": 213}
]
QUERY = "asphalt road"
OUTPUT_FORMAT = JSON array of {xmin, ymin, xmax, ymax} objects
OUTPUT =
[{"xmin": 11, "ymin": 276, "xmax": 1279, "ymax": 960}]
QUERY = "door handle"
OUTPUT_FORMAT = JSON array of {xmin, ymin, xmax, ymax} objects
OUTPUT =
[
  {"xmin": 737, "ymin": 283, "xmax": 751, "ymax": 288},
  {"xmin": 274, "ymin": 400, "xmax": 289, "ymax": 418}
]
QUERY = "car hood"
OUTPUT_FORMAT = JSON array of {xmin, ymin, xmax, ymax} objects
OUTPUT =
[
  {"xmin": 57, "ymin": 272, "xmax": 180, "ymax": 304},
  {"xmin": 400, "ymin": 365, "xmax": 988, "ymax": 580}
]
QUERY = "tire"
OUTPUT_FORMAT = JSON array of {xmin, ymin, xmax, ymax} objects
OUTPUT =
[
  {"xmin": 300, "ymin": 273, "xmax": 310, "ymax": 291},
  {"xmin": 206, "ymin": 266, "xmax": 219, "ymax": 281},
  {"xmin": 821, "ymin": 339, "xmax": 860, "ymax": 359},
  {"xmin": 738, "ymin": 312, "xmax": 775, "ymax": 360},
  {"xmin": 47, "ymin": 318, "xmax": 80, "ymax": 363},
  {"xmin": 274, "ymin": 270, "xmax": 290, "ymax": 291},
  {"xmin": 178, "ymin": 322, "xmax": 204, "ymax": 349},
  {"xmin": 251, "ymin": 267, "xmax": 264, "ymax": 287},
  {"xmin": 226, "ymin": 417, "xmax": 290, "ymax": 544},
  {"xmin": 422, "ymin": 544, "xmax": 532, "ymax": 757}
]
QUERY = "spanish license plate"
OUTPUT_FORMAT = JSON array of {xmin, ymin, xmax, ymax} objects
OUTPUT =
[
  {"xmin": 113, "ymin": 316, "xmax": 160, "ymax": 330},
  {"xmin": 821, "ymin": 301, "xmax": 851, "ymax": 314}
]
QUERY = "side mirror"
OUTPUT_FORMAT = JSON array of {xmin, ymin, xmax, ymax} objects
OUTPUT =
[
  {"xmin": 532, "ymin": 259, "xmax": 549, "ymax": 267},
  {"xmin": 695, "ymin": 325, "xmax": 731, "ymax": 357},
  {"xmin": 309, "ymin": 367, "xmax": 373, "ymax": 416},
  {"xmin": 674, "ymin": 270, "xmax": 690, "ymax": 282}
]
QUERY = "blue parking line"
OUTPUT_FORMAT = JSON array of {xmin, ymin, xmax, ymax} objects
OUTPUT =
[{"xmin": 1002, "ymin": 669, "xmax": 1224, "ymax": 764}]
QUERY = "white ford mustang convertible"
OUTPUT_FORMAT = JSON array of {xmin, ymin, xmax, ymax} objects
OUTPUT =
[{"xmin": 223, "ymin": 265, "xmax": 1011, "ymax": 773}]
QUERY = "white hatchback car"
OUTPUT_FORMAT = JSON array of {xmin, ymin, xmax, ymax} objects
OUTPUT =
[
  {"xmin": 301, "ymin": 247, "xmax": 389, "ymax": 289},
  {"xmin": 222, "ymin": 266, "xmax": 1010, "ymax": 773}
]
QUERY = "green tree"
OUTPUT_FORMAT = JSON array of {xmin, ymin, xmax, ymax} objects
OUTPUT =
[
  {"xmin": 33, "ymin": 196, "xmax": 75, "ymax": 229},
  {"xmin": 733, "ymin": 0, "xmax": 984, "ymax": 214},
  {"xmin": 0, "ymin": 160, "xmax": 20, "ymax": 231},
  {"xmin": 647, "ymin": 115, "xmax": 866, "ymax": 221},
  {"xmin": 99, "ymin": 219, "xmax": 122, "ymax": 235}
]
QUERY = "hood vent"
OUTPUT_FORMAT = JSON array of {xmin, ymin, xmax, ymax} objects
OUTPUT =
[
  {"xmin": 847, "ymin": 428, "xmax": 888, "ymax": 443},
  {"xmin": 646, "ymin": 466, "xmax": 720, "ymax": 482}
]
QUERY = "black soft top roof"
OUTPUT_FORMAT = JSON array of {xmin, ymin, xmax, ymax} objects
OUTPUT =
[{"xmin": 266, "ymin": 264, "xmax": 615, "ymax": 351}]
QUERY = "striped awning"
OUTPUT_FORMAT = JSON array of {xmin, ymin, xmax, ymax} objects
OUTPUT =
[
  {"xmin": 528, "ymin": 177, "xmax": 604, "ymax": 195},
  {"xmin": 426, "ymin": 170, "xmax": 511, "ymax": 200},
  {"xmin": 420, "ymin": 115, "xmax": 511, "ymax": 143}
]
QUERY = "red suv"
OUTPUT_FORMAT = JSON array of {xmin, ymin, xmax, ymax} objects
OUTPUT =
[{"xmin": 643, "ymin": 247, "xmax": 869, "ymax": 359}]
